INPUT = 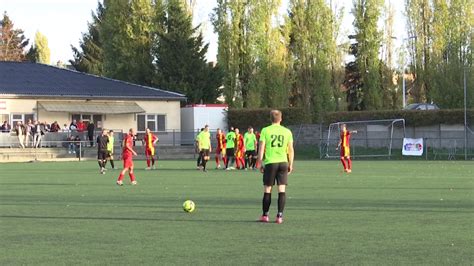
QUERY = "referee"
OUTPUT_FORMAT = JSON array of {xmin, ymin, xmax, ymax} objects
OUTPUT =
[
  {"xmin": 257, "ymin": 110, "xmax": 294, "ymax": 224},
  {"xmin": 96, "ymin": 129, "xmax": 109, "ymax": 174}
]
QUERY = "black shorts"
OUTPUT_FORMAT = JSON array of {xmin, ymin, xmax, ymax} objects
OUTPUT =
[
  {"xmin": 97, "ymin": 150, "xmax": 107, "ymax": 160},
  {"xmin": 245, "ymin": 150, "xmax": 256, "ymax": 157},
  {"xmin": 200, "ymin": 149, "xmax": 210, "ymax": 157},
  {"xmin": 226, "ymin": 148, "xmax": 235, "ymax": 157},
  {"xmin": 263, "ymin": 162, "xmax": 289, "ymax": 186}
]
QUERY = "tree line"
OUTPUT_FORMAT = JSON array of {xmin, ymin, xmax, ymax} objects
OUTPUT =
[{"xmin": 1, "ymin": 0, "xmax": 472, "ymax": 113}]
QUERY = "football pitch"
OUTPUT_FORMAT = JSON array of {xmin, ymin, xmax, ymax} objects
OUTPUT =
[{"xmin": 0, "ymin": 160, "xmax": 472, "ymax": 265}]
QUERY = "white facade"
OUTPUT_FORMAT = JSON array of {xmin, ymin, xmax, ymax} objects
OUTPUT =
[{"xmin": 180, "ymin": 104, "xmax": 228, "ymax": 133}]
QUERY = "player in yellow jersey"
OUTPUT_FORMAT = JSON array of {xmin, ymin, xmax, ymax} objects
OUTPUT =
[
  {"xmin": 105, "ymin": 130, "xmax": 115, "ymax": 170},
  {"xmin": 257, "ymin": 110, "xmax": 294, "ymax": 224},
  {"xmin": 197, "ymin": 125, "xmax": 212, "ymax": 172}
]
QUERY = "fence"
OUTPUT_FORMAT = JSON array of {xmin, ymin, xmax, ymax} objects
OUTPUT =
[{"xmin": 2, "ymin": 127, "xmax": 474, "ymax": 161}]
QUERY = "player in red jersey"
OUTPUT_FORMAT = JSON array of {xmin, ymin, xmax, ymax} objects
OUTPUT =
[
  {"xmin": 117, "ymin": 128, "xmax": 138, "ymax": 185},
  {"xmin": 337, "ymin": 124, "xmax": 357, "ymax": 173},
  {"xmin": 143, "ymin": 128, "xmax": 159, "ymax": 170},
  {"xmin": 234, "ymin": 128, "xmax": 246, "ymax": 169},
  {"xmin": 215, "ymin": 128, "xmax": 227, "ymax": 169}
]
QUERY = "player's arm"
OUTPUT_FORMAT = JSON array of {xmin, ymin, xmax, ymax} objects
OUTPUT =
[
  {"xmin": 257, "ymin": 140, "xmax": 265, "ymax": 173},
  {"xmin": 287, "ymin": 140, "xmax": 294, "ymax": 174},
  {"xmin": 209, "ymin": 136, "xmax": 212, "ymax": 153},
  {"xmin": 153, "ymin": 135, "xmax": 159, "ymax": 145}
]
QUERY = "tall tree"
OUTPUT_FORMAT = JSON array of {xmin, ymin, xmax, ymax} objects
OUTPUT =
[
  {"xmin": 101, "ymin": 0, "xmax": 154, "ymax": 85},
  {"xmin": 289, "ymin": 0, "xmax": 339, "ymax": 116},
  {"xmin": 405, "ymin": 0, "xmax": 432, "ymax": 103},
  {"xmin": 352, "ymin": 0, "xmax": 384, "ymax": 110},
  {"xmin": 0, "ymin": 12, "xmax": 29, "ymax": 61},
  {"xmin": 154, "ymin": 0, "xmax": 221, "ymax": 103},
  {"xmin": 27, "ymin": 31, "xmax": 50, "ymax": 64},
  {"xmin": 247, "ymin": 0, "xmax": 290, "ymax": 108},
  {"xmin": 70, "ymin": 2, "xmax": 105, "ymax": 75},
  {"xmin": 212, "ymin": 0, "xmax": 252, "ymax": 107}
]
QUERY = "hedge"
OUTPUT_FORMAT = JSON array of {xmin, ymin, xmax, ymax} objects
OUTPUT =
[
  {"xmin": 227, "ymin": 108, "xmax": 474, "ymax": 129},
  {"xmin": 227, "ymin": 107, "xmax": 311, "ymax": 130},
  {"xmin": 324, "ymin": 109, "xmax": 474, "ymax": 126}
]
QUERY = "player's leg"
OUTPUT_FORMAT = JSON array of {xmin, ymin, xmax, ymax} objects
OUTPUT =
[
  {"xmin": 109, "ymin": 153, "xmax": 115, "ymax": 169},
  {"xmin": 215, "ymin": 148, "xmax": 220, "ymax": 168},
  {"xmin": 145, "ymin": 149, "xmax": 151, "ymax": 169},
  {"xmin": 129, "ymin": 164, "xmax": 137, "ymax": 184},
  {"xmin": 252, "ymin": 151, "xmax": 257, "ymax": 169},
  {"xmin": 261, "ymin": 164, "xmax": 277, "ymax": 222},
  {"xmin": 275, "ymin": 163, "xmax": 289, "ymax": 224},
  {"xmin": 346, "ymin": 156, "xmax": 352, "ymax": 173},
  {"xmin": 117, "ymin": 167, "xmax": 127, "ymax": 186},
  {"xmin": 202, "ymin": 150, "xmax": 209, "ymax": 172},
  {"xmin": 151, "ymin": 149, "xmax": 156, "ymax": 169}
]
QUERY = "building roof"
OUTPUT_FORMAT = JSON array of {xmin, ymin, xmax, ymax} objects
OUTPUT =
[{"xmin": 0, "ymin": 61, "xmax": 186, "ymax": 101}]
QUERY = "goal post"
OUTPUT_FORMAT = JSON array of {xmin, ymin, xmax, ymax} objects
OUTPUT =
[{"xmin": 325, "ymin": 119, "xmax": 406, "ymax": 159}]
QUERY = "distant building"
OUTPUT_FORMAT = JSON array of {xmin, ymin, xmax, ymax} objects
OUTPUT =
[{"xmin": 0, "ymin": 61, "xmax": 186, "ymax": 132}]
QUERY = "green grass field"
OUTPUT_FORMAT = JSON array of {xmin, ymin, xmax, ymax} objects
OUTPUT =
[{"xmin": 0, "ymin": 160, "xmax": 473, "ymax": 265}]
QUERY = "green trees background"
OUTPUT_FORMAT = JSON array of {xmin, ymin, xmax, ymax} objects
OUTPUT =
[{"xmin": 1, "ymin": 1, "xmax": 472, "ymax": 110}]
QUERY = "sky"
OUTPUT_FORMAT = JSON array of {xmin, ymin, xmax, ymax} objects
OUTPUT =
[{"xmin": 0, "ymin": 0, "xmax": 407, "ymax": 65}]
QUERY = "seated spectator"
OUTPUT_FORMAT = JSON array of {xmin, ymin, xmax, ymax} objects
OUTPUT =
[
  {"xmin": 0, "ymin": 121, "xmax": 10, "ymax": 132},
  {"xmin": 70, "ymin": 120, "xmax": 78, "ymax": 131},
  {"xmin": 50, "ymin": 121, "xmax": 60, "ymax": 132}
]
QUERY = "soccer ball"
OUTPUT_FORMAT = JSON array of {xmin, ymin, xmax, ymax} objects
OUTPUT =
[{"xmin": 183, "ymin": 200, "xmax": 195, "ymax": 213}]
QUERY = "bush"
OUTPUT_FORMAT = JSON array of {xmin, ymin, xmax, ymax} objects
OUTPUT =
[{"xmin": 227, "ymin": 107, "xmax": 311, "ymax": 130}]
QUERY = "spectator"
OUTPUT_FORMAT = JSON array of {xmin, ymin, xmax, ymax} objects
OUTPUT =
[
  {"xmin": 0, "ymin": 121, "xmax": 10, "ymax": 132},
  {"xmin": 25, "ymin": 119, "xmax": 33, "ymax": 147},
  {"xmin": 66, "ymin": 135, "xmax": 75, "ymax": 154},
  {"xmin": 33, "ymin": 121, "xmax": 41, "ymax": 148},
  {"xmin": 62, "ymin": 123, "xmax": 70, "ymax": 132},
  {"xmin": 50, "ymin": 121, "xmax": 60, "ymax": 132},
  {"xmin": 43, "ymin": 121, "xmax": 51, "ymax": 132},
  {"xmin": 15, "ymin": 121, "xmax": 26, "ymax": 148},
  {"xmin": 77, "ymin": 120, "xmax": 86, "ymax": 132},
  {"xmin": 87, "ymin": 122, "xmax": 95, "ymax": 147},
  {"xmin": 69, "ymin": 120, "xmax": 78, "ymax": 131}
]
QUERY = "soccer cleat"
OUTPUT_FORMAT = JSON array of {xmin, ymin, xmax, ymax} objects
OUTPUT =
[
  {"xmin": 116, "ymin": 180, "xmax": 123, "ymax": 186},
  {"xmin": 131, "ymin": 181, "xmax": 137, "ymax": 185},
  {"xmin": 260, "ymin": 215, "xmax": 269, "ymax": 223},
  {"xmin": 216, "ymin": 164, "xmax": 221, "ymax": 169},
  {"xmin": 145, "ymin": 167, "xmax": 151, "ymax": 170},
  {"xmin": 275, "ymin": 216, "xmax": 283, "ymax": 224},
  {"xmin": 347, "ymin": 169, "xmax": 352, "ymax": 173},
  {"xmin": 152, "ymin": 165, "xmax": 156, "ymax": 170}
]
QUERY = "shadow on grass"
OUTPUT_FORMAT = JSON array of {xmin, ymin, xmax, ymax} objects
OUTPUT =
[{"xmin": 0, "ymin": 214, "xmax": 261, "ymax": 224}]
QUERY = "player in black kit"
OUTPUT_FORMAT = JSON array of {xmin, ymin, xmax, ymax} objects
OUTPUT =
[{"xmin": 96, "ymin": 129, "xmax": 109, "ymax": 174}]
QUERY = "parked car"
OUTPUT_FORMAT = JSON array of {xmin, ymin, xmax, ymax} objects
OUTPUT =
[{"xmin": 404, "ymin": 103, "xmax": 440, "ymax": 110}]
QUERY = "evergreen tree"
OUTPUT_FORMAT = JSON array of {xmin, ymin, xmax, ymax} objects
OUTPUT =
[
  {"xmin": 27, "ymin": 31, "xmax": 50, "ymax": 64},
  {"xmin": 0, "ymin": 12, "xmax": 29, "ymax": 61},
  {"xmin": 70, "ymin": 2, "xmax": 105, "ymax": 75},
  {"xmin": 101, "ymin": 0, "xmax": 154, "ymax": 85},
  {"xmin": 154, "ymin": 0, "xmax": 220, "ymax": 103}
]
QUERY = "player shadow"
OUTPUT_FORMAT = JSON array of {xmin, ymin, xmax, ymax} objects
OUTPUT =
[
  {"xmin": 0, "ymin": 214, "xmax": 259, "ymax": 224},
  {"xmin": 313, "ymin": 187, "xmax": 473, "ymax": 190},
  {"xmin": 0, "ymin": 183, "xmax": 77, "ymax": 186}
]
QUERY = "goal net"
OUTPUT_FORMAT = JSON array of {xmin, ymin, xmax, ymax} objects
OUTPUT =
[{"xmin": 324, "ymin": 119, "xmax": 406, "ymax": 159}]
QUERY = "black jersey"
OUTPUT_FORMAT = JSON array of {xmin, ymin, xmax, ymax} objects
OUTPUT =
[{"xmin": 97, "ymin": 135, "xmax": 109, "ymax": 151}]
